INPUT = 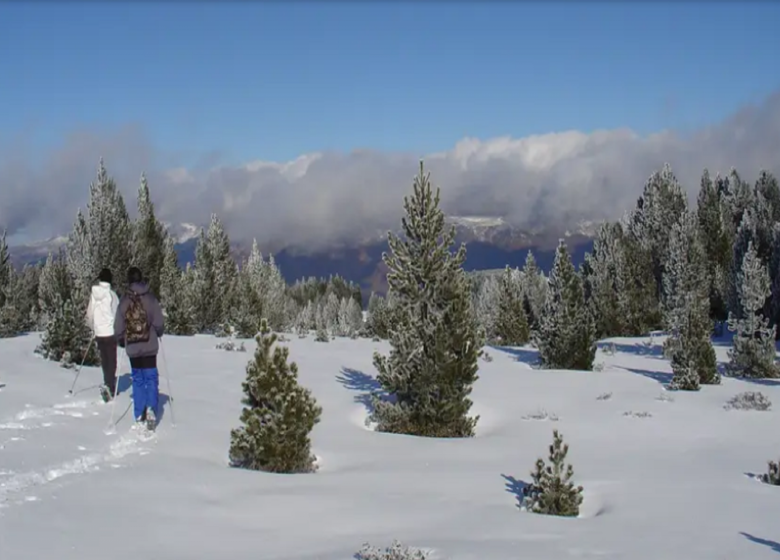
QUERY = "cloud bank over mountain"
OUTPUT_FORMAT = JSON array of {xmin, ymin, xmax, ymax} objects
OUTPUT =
[{"xmin": 2, "ymin": 91, "xmax": 779, "ymax": 251}]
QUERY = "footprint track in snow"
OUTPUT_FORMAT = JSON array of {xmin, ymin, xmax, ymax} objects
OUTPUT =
[
  {"xmin": 0, "ymin": 399, "xmax": 104, "ymax": 430},
  {"xmin": 0, "ymin": 425, "xmax": 157, "ymax": 509}
]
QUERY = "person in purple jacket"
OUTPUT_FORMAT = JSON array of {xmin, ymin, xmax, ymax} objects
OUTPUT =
[{"xmin": 114, "ymin": 266, "xmax": 165, "ymax": 430}]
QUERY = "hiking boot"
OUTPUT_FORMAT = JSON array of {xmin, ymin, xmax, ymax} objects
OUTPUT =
[{"xmin": 99, "ymin": 385, "xmax": 112, "ymax": 403}]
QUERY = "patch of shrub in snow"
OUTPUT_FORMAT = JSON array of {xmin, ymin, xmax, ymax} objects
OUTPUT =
[
  {"xmin": 656, "ymin": 392, "xmax": 674, "ymax": 402},
  {"xmin": 481, "ymin": 351, "xmax": 493, "ymax": 362},
  {"xmin": 355, "ymin": 540, "xmax": 431, "ymax": 560},
  {"xmin": 593, "ymin": 362, "xmax": 605, "ymax": 372},
  {"xmin": 623, "ymin": 411, "xmax": 652, "ymax": 418},
  {"xmin": 761, "ymin": 459, "xmax": 780, "ymax": 486},
  {"xmin": 724, "ymin": 391, "xmax": 772, "ymax": 411},
  {"xmin": 215, "ymin": 340, "xmax": 246, "ymax": 352},
  {"xmin": 522, "ymin": 409, "xmax": 559, "ymax": 421},
  {"xmin": 596, "ymin": 392, "xmax": 612, "ymax": 401}
]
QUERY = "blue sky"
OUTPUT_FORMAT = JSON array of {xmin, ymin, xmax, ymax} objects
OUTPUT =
[{"xmin": 1, "ymin": 1, "xmax": 779, "ymax": 165}]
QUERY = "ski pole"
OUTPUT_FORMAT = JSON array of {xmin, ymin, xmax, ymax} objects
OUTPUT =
[
  {"xmin": 159, "ymin": 340, "xmax": 176, "ymax": 427},
  {"xmin": 68, "ymin": 336, "xmax": 95, "ymax": 395}
]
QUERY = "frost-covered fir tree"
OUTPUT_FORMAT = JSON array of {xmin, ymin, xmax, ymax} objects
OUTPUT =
[
  {"xmin": 159, "ymin": 237, "xmax": 195, "ymax": 336},
  {"xmin": 228, "ymin": 319, "xmax": 321, "ymax": 473},
  {"xmin": 473, "ymin": 273, "xmax": 500, "ymax": 342},
  {"xmin": 226, "ymin": 261, "xmax": 264, "ymax": 339},
  {"xmin": 207, "ymin": 214, "xmax": 236, "ymax": 328},
  {"xmin": 314, "ymin": 306, "xmax": 329, "ymax": 342},
  {"xmin": 520, "ymin": 251, "xmax": 548, "ymax": 331},
  {"xmin": 522, "ymin": 430, "xmax": 583, "ymax": 517},
  {"xmin": 0, "ymin": 230, "xmax": 20, "ymax": 337},
  {"xmin": 67, "ymin": 159, "xmax": 132, "ymax": 293},
  {"xmin": 39, "ymin": 159, "xmax": 129, "ymax": 365},
  {"xmin": 729, "ymin": 209, "xmax": 759, "ymax": 321},
  {"xmin": 626, "ymin": 164, "xmax": 687, "ymax": 317},
  {"xmin": 35, "ymin": 252, "xmax": 97, "ymax": 367},
  {"xmin": 696, "ymin": 169, "xmax": 731, "ymax": 326},
  {"xmin": 191, "ymin": 226, "xmax": 215, "ymax": 332},
  {"xmin": 727, "ymin": 241, "xmax": 779, "ymax": 378},
  {"xmin": 365, "ymin": 292, "xmax": 388, "ymax": 338},
  {"xmin": 494, "ymin": 266, "xmax": 529, "ymax": 346},
  {"xmin": 131, "ymin": 173, "xmax": 166, "ymax": 299},
  {"xmin": 536, "ymin": 240, "xmax": 597, "ymax": 370},
  {"xmin": 584, "ymin": 222, "xmax": 624, "ymax": 338},
  {"xmin": 756, "ymin": 171, "xmax": 780, "ymax": 223},
  {"xmin": 321, "ymin": 291, "xmax": 340, "ymax": 335},
  {"xmin": 615, "ymin": 212, "xmax": 661, "ymax": 335},
  {"xmin": 371, "ymin": 161, "xmax": 481, "ymax": 438},
  {"xmin": 662, "ymin": 211, "xmax": 719, "ymax": 390},
  {"xmin": 337, "ymin": 296, "xmax": 363, "ymax": 337}
]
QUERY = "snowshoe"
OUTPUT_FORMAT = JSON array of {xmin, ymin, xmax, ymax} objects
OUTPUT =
[
  {"xmin": 99, "ymin": 385, "xmax": 112, "ymax": 403},
  {"xmin": 145, "ymin": 408, "xmax": 157, "ymax": 432}
]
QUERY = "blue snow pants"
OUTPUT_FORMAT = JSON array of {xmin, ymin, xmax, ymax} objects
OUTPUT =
[{"xmin": 131, "ymin": 368, "xmax": 159, "ymax": 421}]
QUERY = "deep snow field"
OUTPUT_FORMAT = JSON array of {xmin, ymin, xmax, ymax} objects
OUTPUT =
[{"xmin": 2, "ymin": 332, "xmax": 780, "ymax": 560}]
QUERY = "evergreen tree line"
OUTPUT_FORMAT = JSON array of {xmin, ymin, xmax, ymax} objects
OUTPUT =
[{"xmin": 0, "ymin": 160, "xmax": 371, "ymax": 366}]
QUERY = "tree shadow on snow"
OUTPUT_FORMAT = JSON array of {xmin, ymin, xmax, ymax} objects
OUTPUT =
[
  {"xmin": 600, "ymin": 341, "xmax": 665, "ymax": 359},
  {"xmin": 336, "ymin": 367, "xmax": 389, "ymax": 413},
  {"xmin": 116, "ymin": 373, "xmax": 133, "ymax": 395},
  {"xmin": 490, "ymin": 346, "xmax": 540, "ymax": 366},
  {"xmin": 620, "ymin": 367, "xmax": 673, "ymax": 386},
  {"xmin": 716, "ymin": 363, "xmax": 780, "ymax": 387},
  {"xmin": 501, "ymin": 474, "xmax": 529, "ymax": 510},
  {"xmin": 740, "ymin": 532, "xmax": 780, "ymax": 554}
]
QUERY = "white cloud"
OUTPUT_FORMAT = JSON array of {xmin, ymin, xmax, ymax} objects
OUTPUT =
[{"xmin": 2, "ymin": 91, "xmax": 779, "ymax": 251}]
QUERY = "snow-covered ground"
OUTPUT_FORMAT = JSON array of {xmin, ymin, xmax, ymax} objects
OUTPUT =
[{"xmin": 2, "ymin": 333, "xmax": 780, "ymax": 560}]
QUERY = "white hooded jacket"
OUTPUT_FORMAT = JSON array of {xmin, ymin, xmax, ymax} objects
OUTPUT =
[{"xmin": 86, "ymin": 282, "xmax": 119, "ymax": 337}]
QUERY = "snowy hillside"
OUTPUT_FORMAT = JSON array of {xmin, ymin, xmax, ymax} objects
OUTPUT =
[{"xmin": 2, "ymin": 333, "xmax": 780, "ymax": 560}]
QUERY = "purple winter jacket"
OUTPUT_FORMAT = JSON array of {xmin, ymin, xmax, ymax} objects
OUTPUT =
[{"xmin": 114, "ymin": 282, "xmax": 165, "ymax": 358}]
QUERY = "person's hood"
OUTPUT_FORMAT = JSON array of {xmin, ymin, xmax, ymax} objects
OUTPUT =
[
  {"xmin": 91, "ymin": 282, "xmax": 114, "ymax": 301},
  {"xmin": 129, "ymin": 282, "xmax": 150, "ymax": 295}
]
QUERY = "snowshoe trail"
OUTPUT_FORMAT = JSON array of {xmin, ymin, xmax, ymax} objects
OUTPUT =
[{"xmin": 0, "ymin": 423, "xmax": 157, "ymax": 509}]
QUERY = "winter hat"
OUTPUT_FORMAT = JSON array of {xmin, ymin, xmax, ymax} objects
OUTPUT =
[
  {"xmin": 97, "ymin": 268, "xmax": 113, "ymax": 284},
  {"xmin": 127, "ymin": 266, "xmax": 143, "ymax": 285}
]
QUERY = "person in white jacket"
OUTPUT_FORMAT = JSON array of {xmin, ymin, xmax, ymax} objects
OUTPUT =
[{"xmin": 86, "ymin": 268, "xmax": 120, "ymax": 402}]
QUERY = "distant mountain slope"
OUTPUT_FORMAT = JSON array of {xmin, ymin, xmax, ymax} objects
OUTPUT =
[{"xmin": 10, "ymin": 217, "xmax": 597, "ymax": 297}]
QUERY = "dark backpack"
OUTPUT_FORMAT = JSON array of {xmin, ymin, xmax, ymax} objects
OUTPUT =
[{"xmin": 125, "ymin": 291, "xmax": 150, "ymax": 344}]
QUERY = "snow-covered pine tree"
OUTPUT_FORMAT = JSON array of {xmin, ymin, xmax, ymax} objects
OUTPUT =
[
  {"xmin": 522, "ymin": 429, "xmax": 583, "ymax": 517},
  {"xmin": 228, "ymin": 319, "xmax": 322, "ymax": 473},
  {"xmin": 131, "ymin": 173, "xmax": 166, "ymax": 298},
  {"xmin": 626, "ymin": 164, "xmax": 687, "ymax": 318},
  {"xmin": 345, "ymin": 296, "xmax": 364, "ymax": 337},
  {"xmin": 314, "ymin": 305, "xmax": 329, "ymax": 342},
  {"xmin": 39, "ymin": 159, "xmax": 129, "ymax": 364},
  {"xmin": 0, "ymin": 229, "xmax": 10, "ymax": 308},
  {"xmin": 536, "ymin": 240, "xmax": 597, "ymax": 370},
  {"xmin": 206, "ymin": 213, "xmax": 236, "ymax": 329},
  {"xmin": 729, "ymin": 209, "xmax": 759, "ymax": 321},
  {"xmin": 365, "ymin": 292, "xmax": 388, "ymax": 338},
  {"xmin": 494, "ymin": 266, "xmax": 529, "ymax": 346},
  {"xmin": 662, "ymin": 211, "xmax": 718, "ymax": 390},
  {"xmin": 755, "ymin": 171, "xmax": 780, "ymax": 223},
  {"xmin": 696, "ymin": 169, "xmax": 731, "ymax": 327},
  {"xmin": 520, "ymin": 251, "xmax": 547, "ymax": 331},
  {"xmin": 371, "ymin": 161, "xmax": 481, "ymax": 438},
  {"xmin": 191, "ymin": 226, "xmax": 214, "ymax": 332},
  {"xmin": 227, "ymin": 260, "xmax": 264, "ymax": 339},
  {"xmin": 159, "ymin": 236, "xmax": 195, "ymax": 336},
  {"xmin": 727, "ymin": 241, "xmax": 779, "ymax": 379},
  {"xmin": 615, "ymin": 213, "xmax": 661, "ymax": 335},
  {"xmin": 321, "ymin": 291, "xmax": 340, "ymax": 335},
  {"xmin": 68, "ymin": 159, "xmax": 132, "ymax": 293},
  {"xmin": 473, "ymin": 273, "xmax": 500, "ymax": 343},
  {"xmin": 584, "ymin": 222, "xmax": 624, "ymax": 338},
  {"xmin": 261, "ymin": 254, "xmax": 289, "ymax": 331},
  {"xmin": 37, "ymin": 249, "xmax": 73, "ymax": 325}
]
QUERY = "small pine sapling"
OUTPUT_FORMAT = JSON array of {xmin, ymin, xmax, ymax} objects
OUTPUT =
[
  {"xmin": 229, "ymin": 319, "xmax": 322, "ymax": 473},
  {"xmin": 522, "ymin": 429, "xmax": 584, "ymax": 517},
  {"xmin": 761, "ymin": 459, "xmax": 780, "ymax": 486}
]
